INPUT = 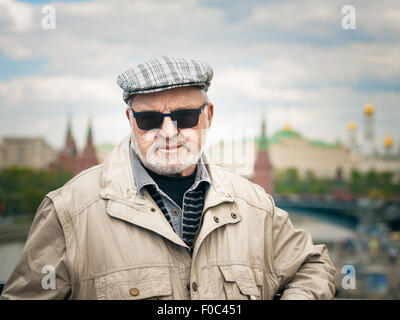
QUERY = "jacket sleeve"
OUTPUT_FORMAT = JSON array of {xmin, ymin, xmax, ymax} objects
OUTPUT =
[
  {"xmin": 1, "ymin": 197, "xmax": 71, "ymax": 300},
  {"xmin": 271, "ymin": 203, "xmax": 336, "ymax": 300}
]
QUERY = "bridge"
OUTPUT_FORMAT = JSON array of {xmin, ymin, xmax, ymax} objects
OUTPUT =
[{"xmin": 274, "ymin": 195, "xmax": 400, "ymax": 231}]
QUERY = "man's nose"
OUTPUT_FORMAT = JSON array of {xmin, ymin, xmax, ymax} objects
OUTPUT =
[{"xmin": 159, "ymin": 116, "xmax": 178, "ymax": 138}]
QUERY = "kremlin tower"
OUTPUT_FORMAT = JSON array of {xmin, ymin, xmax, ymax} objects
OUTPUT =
[
  {"xmin": 383, "ymin": 135, "xmax": 393, "ymax": 156},
  {"xmin": 77, "ymin": 117, "xmax": 98, "ymax": 173},
  {"xmin": 252, "ymin": 116, "xmax": 274, "ymax": 195},
  {"xmin": 363, "ymin": 103, "xmax": 375, "ymax": 158},
  {"xmin": 52, "ymin": 115, "xmax": 99, "ymax": 176},
  {"xmin": 57, "ymin": 115, "xmax": 78, "ymax": 172},
  {"xmin": 347, "ymin": 121, "xmax": 358, "ymax": 154}
]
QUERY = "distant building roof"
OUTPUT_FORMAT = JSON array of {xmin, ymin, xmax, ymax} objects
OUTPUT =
[
  {"xmin": 273, "ymin": 128, "xmax": 302, "ymax": 139},
  {"xmin": 254, "ymin": 128, "xmax": 342, "ymax": 149},
  {"xmin": 308, "ymin": 140, "xmax": 342, "ymax": 148}
]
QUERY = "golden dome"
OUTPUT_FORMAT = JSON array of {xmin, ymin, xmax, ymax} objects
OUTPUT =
[
  {"xmin": 347, "ymin": 121, "xmax": 357, "ymax": 131},
  {"xmin": 384, "ymin": 135, "xmax": 393, "ymax": 148},
  {"xmin": 364, "ymin": 103, "xmax": 374, "ymax": 116},
  {"xmin": 283, "ymin": 123, "xmax": 291, "ymax": 131}
]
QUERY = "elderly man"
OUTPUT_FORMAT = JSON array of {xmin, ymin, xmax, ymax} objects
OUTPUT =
[{"xmin": 1, "ymin": 57, "xmax": 335, "ymax": 300}]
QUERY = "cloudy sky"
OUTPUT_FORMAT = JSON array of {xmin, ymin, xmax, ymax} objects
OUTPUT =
[{"xmin": 0, "ymin": 0, "xmax": 399, "ymax": 153}]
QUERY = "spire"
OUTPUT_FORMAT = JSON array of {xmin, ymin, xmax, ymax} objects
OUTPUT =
[
  {"xmin": 67, "ymin": 113, "xmax": 72, "ymax": 137},
  {"xmin": 261, "ymin": 117, "xmax": 266, "ymax": 138},
  {"xmin": 253, "ymin": 112, "xmax": 274, "ymax": 194},
  {"xmin": 56, "ymin": 113, "xmax": 98, "ymax": 176},
  {"xmin": 86, "ymin": 116, "xmax": 93, "ymax": 146},
  {"xmin": 258, "ymin": 113, "xmax": 268, "ymax": 150},
  {"xmin": 64, "ymin": 113, "xmax": 77, "ymax": 156},
  {"xmin": 78, "ymin": 115, "xmax": 98, "ymax": 173}
]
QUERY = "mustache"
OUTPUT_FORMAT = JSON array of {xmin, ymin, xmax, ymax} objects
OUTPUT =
[{"xmin": 151, "ymin": 135, "xmax": 191, "ymax": 150}]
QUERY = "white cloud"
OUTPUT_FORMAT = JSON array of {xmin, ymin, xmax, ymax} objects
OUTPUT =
[
  {"xmin": 249, "ymin": 0, "xmax": 337, "ymax": 32},
  {"xmin": 248, "ymin": 0, "xmax": 400, "ymax": 39},
  {"xmin": 0, "ymin": 75, "xmax": 120, "ymax": 108},
  {"xmin": 0, "ymin": 0, "xmax": 399, "ymax": 153},
  {"xmin": 0, "ymin": 0, "xmax": 34, "ymax": 33}
]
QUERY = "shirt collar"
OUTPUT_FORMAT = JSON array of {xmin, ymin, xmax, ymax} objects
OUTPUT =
[{"xmin": 129, "ymin": 140, "xmax": 211, "ymax": 195}]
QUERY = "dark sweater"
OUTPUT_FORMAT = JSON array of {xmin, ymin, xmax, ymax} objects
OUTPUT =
[{"xmin": 144, "ymin": 167, "xmax": 197, "ymax": 209}]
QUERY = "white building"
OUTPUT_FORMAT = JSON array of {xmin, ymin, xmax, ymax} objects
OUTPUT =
[
  {"xmin": 0, "ymin": 137, "xmax": 56, "ymax": 170},
  {"xmin": 206, "ymin": 124, "xmax": 400, "ymax": 181}
]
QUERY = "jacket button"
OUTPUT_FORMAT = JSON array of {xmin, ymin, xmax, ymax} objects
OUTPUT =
[
  {"xmin": 129, "ymin": 288, "xmax": 139, "ymax": 296},
  {"xmin": 231, "ymin": 213, "xmax": 237, "ymax": 219},
  {"xmin": 150, "ymin": 207, "xmax": 156, "ymax": 213},
  {"xmin": 172, "ymin": 209, "xmax": 179, "ymax": 216},
  {"xmin": 186, "ymin": 284, "xmax": 190, "ymax": 291},
  {"xmin": 214, "ymin": 216, "xmax": 219, "ymax": 223},
  {"xmin": 192, "ymin": 282, "xmax": 198, "ymax": 292}
]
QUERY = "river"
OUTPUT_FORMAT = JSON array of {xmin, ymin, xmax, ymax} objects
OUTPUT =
[{"xmin": 0, "ymin": 241, "xmax": 25, "ymax": 282}]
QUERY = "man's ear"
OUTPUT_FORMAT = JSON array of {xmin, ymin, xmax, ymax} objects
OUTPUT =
[
  {"xmin": 125, "ymin": 108, "xmax": 130, "ymax": 121},
  {"xmin": 207, "ymin": 103, "xmax": 214, "ymax": 127}
]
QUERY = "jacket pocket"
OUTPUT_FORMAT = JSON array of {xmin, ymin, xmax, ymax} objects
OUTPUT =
[
  {"xmin": 94, "ymin": 266, "xmax": 172, "ymax": 300},
  {"xmin": 219, "ymin": 265, "xmax": 262, "ymax": 300}
]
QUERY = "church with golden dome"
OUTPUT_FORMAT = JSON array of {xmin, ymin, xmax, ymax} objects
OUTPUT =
[
  {"xmin": 207, "ymin": 121, "xmax": 355, "ymax": 182},
  {"xmin": 206, "ymin": 102, "xmax": 400, "ymax": 191}
]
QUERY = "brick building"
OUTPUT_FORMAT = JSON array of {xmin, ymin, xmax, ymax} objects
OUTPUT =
[{"xmin": 52, "ymin": 116, "xmax": 99, "ymax": 176}]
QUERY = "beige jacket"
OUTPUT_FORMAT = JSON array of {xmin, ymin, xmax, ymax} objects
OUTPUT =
[{"xmin": 1, "ymin": 135, "xmax": 335, "ymax": 300}]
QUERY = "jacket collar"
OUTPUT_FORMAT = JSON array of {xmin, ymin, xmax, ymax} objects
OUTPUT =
[
  {"xmin": 202, "ymin": 155, "xmax": 235, "ymax": 210},
  {"xmin": 99, "ymin": 135, "xmax": 235, "ymax": 249},
  {"xmin": 99, "ymin": 135, "xmax": 138, "ymax": 204},
  {"xmin": 129, "ymin": 140, "xmax": 211, "ymax": 197}
]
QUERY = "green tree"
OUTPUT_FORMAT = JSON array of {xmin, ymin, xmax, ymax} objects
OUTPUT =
[
  {"xmin": 347, "ymin": 169, "xmax": 399, "ymax": 200},
  {"xmin": 275, "ymin": 168, "xmax": 302, "ymax": 195},
  {"xmin": 0, "ymin": 167, "xmax": 72, "ymax": 216},
  {"xmin": 347, "ymin": 169, "xmax": 365, "ymax": 195}
]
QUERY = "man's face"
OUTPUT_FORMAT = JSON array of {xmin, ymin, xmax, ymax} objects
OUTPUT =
[{"xmin": 126, "ymin": 86, "xmax": 213, "ymax": 177}]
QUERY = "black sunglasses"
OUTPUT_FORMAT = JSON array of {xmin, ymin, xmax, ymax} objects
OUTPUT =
[{"xmin": 131, "ymin": 103, "xmax": 207, "ymax": 130}]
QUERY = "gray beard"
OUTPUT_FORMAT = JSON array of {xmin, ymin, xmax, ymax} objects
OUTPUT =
[{"xmin": 130, "ymin": 132, "xmax": 204, "ymax": 176}]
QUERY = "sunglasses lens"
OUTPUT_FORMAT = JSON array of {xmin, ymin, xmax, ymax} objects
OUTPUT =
[
  {"xmin": 172, "ymin": 110, "xmax": 199, "ymax": 128},
  {"xmin": 135, "ymin": 112, "xmax": 163, "ymax": 130},
  {"xmin": 133, "ymin": 107, "xmax": 203, "ymax": 130}
]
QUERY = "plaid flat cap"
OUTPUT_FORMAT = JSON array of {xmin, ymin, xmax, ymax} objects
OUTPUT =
[{"xmin": 117, "ymin": 56, "xmax": 213, "ymax": 105}]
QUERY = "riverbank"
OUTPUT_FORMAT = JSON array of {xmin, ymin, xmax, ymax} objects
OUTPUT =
[{"xmin": 0, "ymin": 224, "xmax": 30, "ymax": 243}]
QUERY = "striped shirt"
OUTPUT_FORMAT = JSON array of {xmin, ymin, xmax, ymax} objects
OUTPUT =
[{"xmin": 129, "ymin": 142, "xmax": 211, "ymax": 252}]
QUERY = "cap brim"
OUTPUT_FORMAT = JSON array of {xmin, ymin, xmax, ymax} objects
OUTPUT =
[{"xmin": 123, "ymin": 82, "xmax": 208, "ymax": 105}]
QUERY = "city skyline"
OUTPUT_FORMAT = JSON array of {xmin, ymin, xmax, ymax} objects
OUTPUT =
[
  {"xmin": 1, "ymin": 103, "xmax": 400, "ymax": 157},
  {"xmin": 0, "ymin": 0, "xmax": 399, "ymax": 152},
  {"xmin": 0, "ymin": 105, "xmax": 400, "ymax": 161}
]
